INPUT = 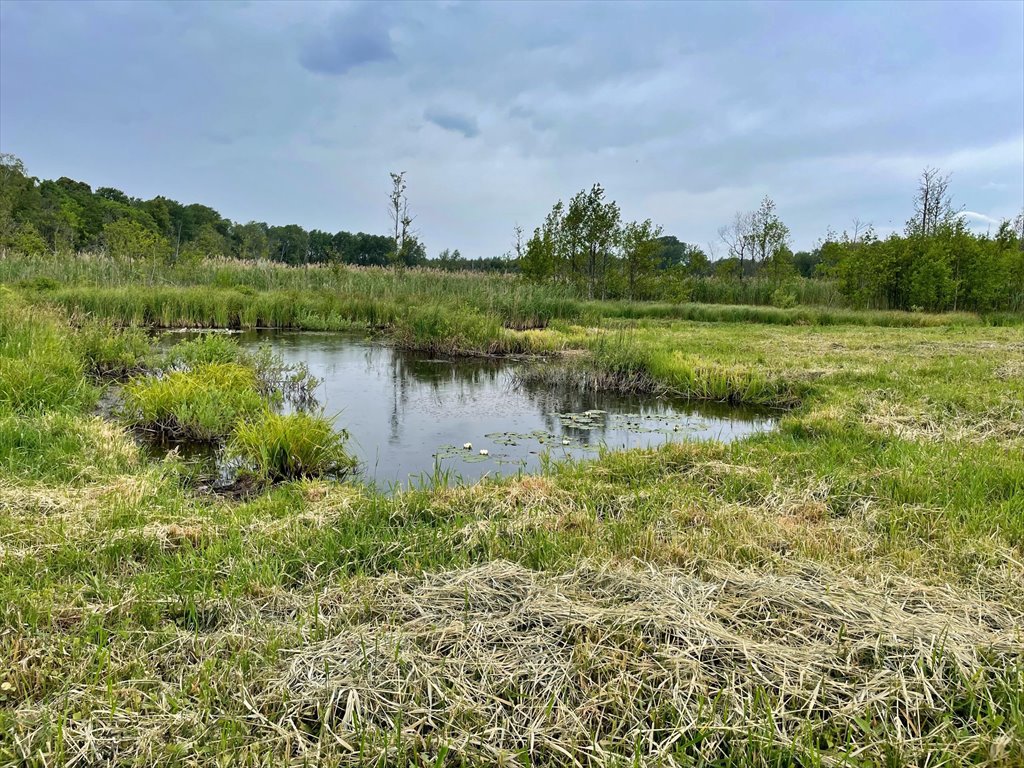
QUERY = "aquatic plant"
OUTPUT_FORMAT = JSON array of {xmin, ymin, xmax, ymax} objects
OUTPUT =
[
  {"xmin": 226, "ymin": 411, "xmax": 356, "ymax": 482},
  {"xmin": 160, "ymin": 334, "xmax": 320, "ymax": 407},
  {"xmin": 72, "ymin": 317, "xmax": 152, "ymax": 378},
  {"xmin": 118, "ymin": 363, "xmax": 264, "ymax": 441}
]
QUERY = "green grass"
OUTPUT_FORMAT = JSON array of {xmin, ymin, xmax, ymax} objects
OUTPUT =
[
  {"xmin": 0, "ymin": 290, "xmax": 94, "ymax": 413},
  {"xmin": 1, "ymin": 257, "xmax": 1022, "ymax": 767},
  {"xmin": 73, "ymin": 316, "xmax": 153, "ymax": 377},
  {"xmin": 227, "ymin": 411, "xmax": 357, "ymax": 482},
  {"xmin": 118, "ymin": 362, "xmax": 265, "ymax": 441}
]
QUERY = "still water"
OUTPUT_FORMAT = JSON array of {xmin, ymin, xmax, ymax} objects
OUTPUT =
[{"xmin": 223, "ymin": 331, "xmax": 775, "ymax": 489}]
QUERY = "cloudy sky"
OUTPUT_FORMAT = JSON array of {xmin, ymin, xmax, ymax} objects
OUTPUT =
[{"xmin": 2, "ymin": 0, "xmax": 1022, "ymax": 256}]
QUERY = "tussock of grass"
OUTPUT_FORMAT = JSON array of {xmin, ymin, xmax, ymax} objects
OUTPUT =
[
  {"xmin": 72, "ymin": 317, "xmax": 152, "ymax": 378},
  {"xmin": 227, "ymin": 411, "xmax": 357, "ymax": 482},
  {"xmin": 119, "ymin": 363, "xmax": 264, "ymax": 441},
  {"xmin": 159, "ymin": 333, "xmax": 321, "ymax": 406}
]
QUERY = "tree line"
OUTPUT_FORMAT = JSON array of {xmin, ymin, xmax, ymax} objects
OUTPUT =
[
  {"xmin": 0, "ymin": 154, "xmax": 403, "ymax": 268},
  {"xmin": 1, "ymin": 153, "xmax": 1021, "ymax": 311},
  {"xmin": 519, "ymin": 171, "xmax": 1022, "ymax": 311},
  {"xmin": 817, "ymin": 170, "xmax": 1024, "ymax": 312}
]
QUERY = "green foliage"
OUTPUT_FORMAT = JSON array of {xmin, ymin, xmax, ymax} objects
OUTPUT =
[
  {"xmin": 657, "ymin": 236, "xmax": 709, "ymax": 275},
  {"xmin": 824, "ymin": 219, "xmax": 1023, "ymax": 312},
  {"xmin": 10, "ymin": 222, "xmax": 48, "ymax": 255},
  {"xmin": 103, "ymin": 218, "xmax": 170, "ymax": 261},
  {"xmin": 0, "ymin": 155, "xmax": 407, "ymax": 270},
  {"xmin": 227, "ymin": 411, "xmax": 357, "ymax": 481},
  {"xmin": 770, "ymin": 285, "xmax": 798, "ymax": 309},
  {"xmin": 119, "ymin": 363, "xmax": 264, "ymax": 441},
  {"xmin": 525, "ymin": 185, "xmax": 669, "ymax": 300},
  {"xmin": 621, "ymin": 218, "xmax": 663, "ymax": 300}
]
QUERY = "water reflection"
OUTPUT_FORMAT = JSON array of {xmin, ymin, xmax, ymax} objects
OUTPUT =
[{"xmin": 222, "ymin": 331, "xmax": 775, "ymax": 489}]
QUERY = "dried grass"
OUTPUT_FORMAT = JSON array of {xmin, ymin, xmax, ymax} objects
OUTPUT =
[
  {"xmin": 994, "ymin": 359, "xmax": 1024, "ymax": 381},
  {"xmin": 862, "ymin": 393, "xmax": 1024, "ymax": 445},
  {"xmin": 253, "ymin": 561, "xmax": 1024, "ymax": 766}
]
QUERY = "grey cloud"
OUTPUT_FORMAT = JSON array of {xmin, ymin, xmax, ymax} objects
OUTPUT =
[
  {"xmin": 424, "ymin": 107, "xmax": 479, "ymax": 139},
  {"xmin": 299, "ymin": 6, "xmax": 394, "ymax": 75},
  {"xmin": 2, "ymin": 0, "xmax": 1021, "ymax": 260}
]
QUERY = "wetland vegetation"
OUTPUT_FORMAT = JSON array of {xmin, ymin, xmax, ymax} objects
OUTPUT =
[{"xmin": 0, "ymin": 159, "xmax": 1023, "ymax": 767}]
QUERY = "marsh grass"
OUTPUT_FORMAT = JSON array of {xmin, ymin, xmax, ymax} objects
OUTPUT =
[
  {"xmin": 118, "ymin": 363, "xmax": 264, "ymax": 441},
  {"xmin": 227, "ymin": 411, "xmax": 357, "ymax": 482},
  {"xmin": 0, "ymin": 291, "xmax": 93, "ymax": 413},
  {"xmin": 516, "ymin": 330, "xmax": 805, "ymax": 408},
  {"xmin": 73, "ymin": 316, "xmax": 153, "ymax": 378},
  {"xmin": 1, "ymin": 257, "xmax": 1023, "ymax": 767},
  {"xmin": 4, "ymin": 254, "xmax": 1016, "ymax": 360},
  {"xmin": 158, "ymin": 333, "xmax": 321, "ymax": 405}
]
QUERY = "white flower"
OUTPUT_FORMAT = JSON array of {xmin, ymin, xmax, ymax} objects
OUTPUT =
[
  {"xmin": 463, "ymin": 442, "xmax": 472, "ymax": 450},
  {"xmin": 562, "ymin": 439, "xmax": 571, "ymax": 445},
  {"xmin": 479, "ymin": 449, "xmax": 489, "ymax": 456}
]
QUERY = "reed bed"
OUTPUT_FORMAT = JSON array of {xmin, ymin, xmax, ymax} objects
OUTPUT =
[{"xmin": 4, "ymin": 253, "xmax": 1014, "ymax": 338}]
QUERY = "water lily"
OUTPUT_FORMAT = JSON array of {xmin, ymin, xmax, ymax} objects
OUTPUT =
[
  {"xmin": 562, "ymin": 438, "xmax": 571, "ymax": 445},
  {"xmin": 463, "ymin": 442, "xmax": 472, "ymax": 450},
  {"xmin": 479, "ymin": 449, "xmax": 489, "ymax": 456}
]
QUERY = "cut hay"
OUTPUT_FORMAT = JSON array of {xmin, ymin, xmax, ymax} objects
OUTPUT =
[
  {"xmin": 258, "ymin": 561, "xmax": 1024, "ymax": 766},
  {"xmin": 862, "ymin": 392, "xmax": 1024, "ymax": 445}
]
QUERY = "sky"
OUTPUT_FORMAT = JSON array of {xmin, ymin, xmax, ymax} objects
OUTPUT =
[{"xmin": 1, "ymin": 0, "xmax": 1022, "ymax": 257}]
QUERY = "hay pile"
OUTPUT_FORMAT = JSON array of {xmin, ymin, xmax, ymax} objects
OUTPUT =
[{"xmin": 263, "ymin": 561, "xmax": 1024, "ymax": 765}]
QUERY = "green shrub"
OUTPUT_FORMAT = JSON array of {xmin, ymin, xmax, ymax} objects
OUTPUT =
[
  {"xmin": 771, "ymin": 286, "xmax": 799, "ymax": 309},
  {"xmin": 227, "ymin": 411, "xmax": 356, "ymax": 481},
  {"xmin": 119, "ymin": 363, "xmax": 263, "ymax": 441}
]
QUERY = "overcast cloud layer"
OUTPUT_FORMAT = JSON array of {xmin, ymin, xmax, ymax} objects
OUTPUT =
[{"xmin": 2, "ymin": 0, "xmax": 1022, "ymax": 256}]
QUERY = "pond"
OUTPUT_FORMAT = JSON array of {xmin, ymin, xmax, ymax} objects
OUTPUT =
[{"xmin": 203, "ymin": 331, "xmax": 776, "ymax": 489}]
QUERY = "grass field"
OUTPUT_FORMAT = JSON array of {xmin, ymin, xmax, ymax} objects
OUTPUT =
[{"xmin": 1, "ymin": 256, "xmax": 1023, "ymax": 767}]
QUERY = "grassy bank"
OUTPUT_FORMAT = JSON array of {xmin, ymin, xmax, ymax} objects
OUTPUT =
[
  {"xmin": 6, "ymin": 254, "xmax": 1019, "ymax": 340},
  {"xmin": 1, "ymin": 262, "xmax": 1023, "ymax": 766}
]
